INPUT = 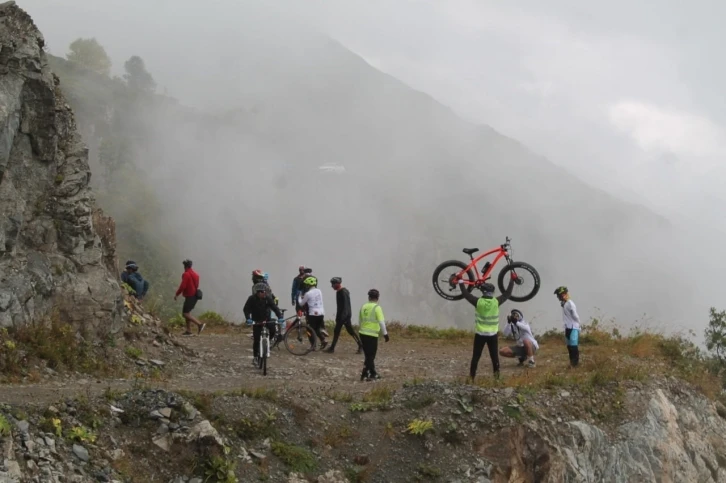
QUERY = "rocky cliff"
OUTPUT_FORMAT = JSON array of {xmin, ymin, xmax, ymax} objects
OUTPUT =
[{"xmin": 0, "ymin": 1, "xmax": 121, "ymax": 331}]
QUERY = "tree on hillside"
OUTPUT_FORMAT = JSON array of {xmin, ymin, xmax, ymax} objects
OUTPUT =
[
  {"xmin": 705, "ymin": 307, "xmax": 726, "ymax": 365},
  {"xmin": 66, "ymin": 38, "xmax": 112, "ymax": 75},
  {"xmin": 124, "ymin": 56, "xmax": 156, "ymax": 93}
]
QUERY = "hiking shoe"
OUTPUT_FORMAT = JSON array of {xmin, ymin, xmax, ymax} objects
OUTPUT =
[
  {"xmin": 198, "ymin": 323, "xmax": 206, "ymax": 335},
  {"xmin": 252, "ymin": 357, "xmax": 259, "ymax": 366},
  {"xmin": 324, "ymin": 347, "xmax": 335, "ymax": 354},
  {"xmin": 319, "ymin": 341, "xmax": 328, "ymax": 351},
  {"xmin": 517, "ymin": 359, "xmax": 525, "ymax": 367},
  {"xmin": 527, "ymin": 360, "xmax": 536, "ymax": 368},
  {"xmin": 369, "ymin": 373, "xmax": 381, "ymax": 381},
  {"xmin": 360, "ymin": 371, "xmax": 369, "ymax": 382},
  {"xmin": 181, "ymin": 331, "xmax": 193, "ymax": 337}
]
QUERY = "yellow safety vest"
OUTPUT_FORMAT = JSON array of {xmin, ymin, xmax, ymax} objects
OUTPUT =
[
  {"xmin": 359, "ymin": 302, "xmax": 384, "ymax": 338},
  {"xmin": 475, "ymin": 297, "xmax": 500, "ymax": 334}
]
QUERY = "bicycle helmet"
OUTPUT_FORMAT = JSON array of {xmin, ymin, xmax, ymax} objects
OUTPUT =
[
  {"xmin": 252, "ymin": 269, "xmax": 264, "ymax": 282},
  {"xmin": 182, "ymin": 259, "xmax": 193, "ymax": 268},
  {"xmin": 480, "ymin": 282, "xmax": 495, "ymax": 295},
  {"xmin": 303, "ymin": 267, "xmax": 313, "ymax": 274},
  {"xmin": 554, "ymin": 286, "xmax": 568, "ymax": 296},
  {"xmin": 303, "ymin": 276, "xmax": 318, "ymax": 287},
  {"xmin": 330, "ymin": 277, "xmax": 342, "ymax": 285},
  {"xmin": 367, "ymin": 289, "xmax": 380, "ymax": 299},
  {"xmin": 253, "ymin": 282, "xmax": 268, "ymax": 294}
]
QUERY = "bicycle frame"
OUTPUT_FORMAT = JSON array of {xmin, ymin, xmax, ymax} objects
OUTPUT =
[{"xmin": 456, "ymin": 244, "xmax": 511, "ymax": 287}]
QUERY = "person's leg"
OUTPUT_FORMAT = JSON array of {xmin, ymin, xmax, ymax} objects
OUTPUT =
[
  {"xmin": 470, "ymin": 334, "xmax": 486, "ymax": 379},
  {"xmin": 252, "ymin": 324, "xmax": 262, "ymax": 360},
  {"xmin": 522, "ymin": 340, "xmax": 535, "ymax": 366},
  {"xmin": 267, "ymin": 322, "xmax": 277, "ymax": 356},
  {"xmin": 499, "ymin": 346, "xmax": 515, "ymax": 358},
  {"xmin": 568, "ymin": 329, "xmax": 580, "ymax": 366},
  {"xmin": 360, "ymin": 335, "xmax": 374, "ymax": 380},
  {"xmin": 344, "ymin": 319, "xmax": 363, "ymax": 351},
  {"xmin": 565, "ymin": 329, "xmax": 573, "ymax": 365},
  {"xmin": 327, "ymin": 319, "xmax": 345, "ymax": 351},
  {"xmin": 368, "ymin": 336, "xmax": 379, "ymax": 378},
  {"xmin": 183, "ymin": 297, "xmax": 203, "ymax": 329},
  {"xmin": 485, "ymin": 335, "xmax": 500, "ymax": 376}
]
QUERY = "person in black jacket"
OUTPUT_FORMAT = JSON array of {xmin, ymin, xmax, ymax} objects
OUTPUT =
[
  {"xmin": 244, "ymin": 283, "xmax": 284, "ymax": 365},
  {"xmin": 324, "ymin": 277, "xmax": 362, "ymax": 354}
]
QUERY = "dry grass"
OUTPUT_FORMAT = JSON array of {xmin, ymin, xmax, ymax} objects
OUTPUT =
[{"xmin": 470, "ymin": 319, "xmax": 723, "ymax": 400}]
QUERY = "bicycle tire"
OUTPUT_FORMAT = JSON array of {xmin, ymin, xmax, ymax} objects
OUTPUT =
[
  {"xmin": 432, "ymin": 260, "xmax": 476, "ymax": 301},
  {"xmin": 498, "ymin": 261, "xmax": 541, "ymax": 302},
  {"xmin": 284, "ymin": 323, "xmax": 316, "ymax": 356},
  {"xmin": 260, "ymin": 338, "xmax": 269, "ymax": 375}
]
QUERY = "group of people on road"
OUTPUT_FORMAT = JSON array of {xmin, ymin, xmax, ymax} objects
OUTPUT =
[
  {"xmin": 458, "ymin": 277, "xmax": 580, "ymax": 382},
  {"xmin": 124, "ymin": 258, "xmax": 580, "ymax": 383},
  {"xmin": 237, "ymin": 265, "xmax": 388, "ymax": 381}
]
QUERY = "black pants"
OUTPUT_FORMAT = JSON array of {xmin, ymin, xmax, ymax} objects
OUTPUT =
[
  {"xmin": 329, "ymin": 318, "xmax": 362, "ymax": 350},
  {"xmin": 307, "ymin": 315, "xmax": 326, "ymax": 343},
  {"xmin": 565, "ymin": 328, "xmax": 580, "ymax": 367},
  {"xmin": 252, "ymin": 322, "xmax": 277, "ymax": 358},
  {"xmin": 471, "ymin": 334, "xmax": 499, "ymax": 378},
  {"xmin": 360, "ymin": 334, "xmax": 379, "ymax": 376}
]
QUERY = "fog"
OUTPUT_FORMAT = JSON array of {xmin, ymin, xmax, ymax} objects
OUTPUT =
[{"xmin": 21, "ymin": 0, "xmax": 724, "ymax": 336}]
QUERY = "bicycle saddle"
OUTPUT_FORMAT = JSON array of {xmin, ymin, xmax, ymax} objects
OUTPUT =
[{"xmin": 462, "ymin": 248, "xmax": 479, "ymax": 255}]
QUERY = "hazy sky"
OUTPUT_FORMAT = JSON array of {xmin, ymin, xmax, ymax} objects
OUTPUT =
[
  {"xmin": 18, "ymin": 0, "xmax": 725, "ymax": 332},
  {"xmin": 26, "ymin": 0, "xmax": 725, "ymax": 225}
]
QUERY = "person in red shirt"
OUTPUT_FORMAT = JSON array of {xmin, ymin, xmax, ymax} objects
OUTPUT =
[{"xmin": 174, "ymin": 259, "xmax": 205, "ymax": 336}]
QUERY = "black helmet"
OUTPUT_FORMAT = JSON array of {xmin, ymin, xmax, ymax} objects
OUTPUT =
[
  {"xmin": 480, "ymin": 282, "xmax": 495, "ymax": 294},
  {"xmin": 304, "ymin": 267, "xmax": 313, "ymax": 274},
  {"xmin": 253, "ymin": 283, "xmax": 267, "ymax": 293},
  {"xmin": 330, "ymin": 277, "xmax": 342, "ymax": 285},
  {"xmin": 511, "ymin": 309, "xmax": 524, "ymax": 320},
  {"xmin": 367, "ymin": 289, "xmax": 380, "ymax": 299},
  {"xmin": 182, "ymin": 259, "xmax": 193, "ymax": 268}
]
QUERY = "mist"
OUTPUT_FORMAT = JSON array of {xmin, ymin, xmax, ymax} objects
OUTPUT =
[{"xmin": 21, "ymin": 0, "xmax": 724, "ymax": 337}]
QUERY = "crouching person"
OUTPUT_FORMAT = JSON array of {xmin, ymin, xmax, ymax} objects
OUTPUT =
[{"xmin": 500, "ymin": 309, "xmax": 538, "ymax": 367}]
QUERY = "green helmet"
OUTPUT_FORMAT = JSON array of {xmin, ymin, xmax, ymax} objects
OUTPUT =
[
  {"xmin": 303, "ymin": 276, "xmax": 318, "ymax": 287},
  {"xmin": 554, "ymin": 286, "xmax": 568, "ymax": 296}
]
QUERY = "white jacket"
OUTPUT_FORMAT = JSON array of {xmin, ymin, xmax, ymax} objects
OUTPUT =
[{"xmin": 503, "ymin": 319, "xmax": 539, "ymax": 350}]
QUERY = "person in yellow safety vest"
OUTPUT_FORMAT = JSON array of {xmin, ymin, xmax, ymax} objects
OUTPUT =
[
  {"xmin": 458, "ymin": 275, "xmax": 516, "ymax": 381},
  {"xmin": 357, "ymin": 288, "xmax": 389, "ymax": 381}
]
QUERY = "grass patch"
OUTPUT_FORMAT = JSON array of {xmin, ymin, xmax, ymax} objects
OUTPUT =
[
  {"xmin": 320, "ymin": 424, "xmax": 356, "ymax": 447},
  {"xmin": 271, "ymin": 441, "xmax": 317, "ymax": 473},
  {"xmin": 386, "ymin": 321, "xmax": 471, "ymax": 340},
  {"xmin": 326, "ymin": 390, "xmax": 354, "ymax": 403},
  {"xmin": 220, "ymin": 387, "xmax": 278, "ymax": 402},
  {"xmin": 199, "ymin": 311, "xmax": 230, "ymax": 326},
  {"xmin": 232, "ymin": 410, "xmax": 278, "ymax": 440},
  {"xmin": 0, "ymin": 319, "xmax": 111, "ymax": 378},
  {"xmin": 125, "ymin": 346, "xmax": 143, "ymax": 359},
  {"xmin": 407, "ymin": 418, "xmax": 434, "ymax": 436},
  {"xmin": 362, "ymin": 386, "xmax": 393, "ymax": 404},
  {"xmin": 0, "ymin": 415, "xmax": 10, "ymax": 436}
]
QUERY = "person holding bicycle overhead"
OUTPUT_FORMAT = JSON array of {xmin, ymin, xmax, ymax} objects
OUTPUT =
[
  {"xmin": 297, "ymin": 275, "xmax": 327, "ymax": 350},
  {"xmin": 458, "ymin": 276, "xmax": 516, "ymax": 381},
  {"xmin": 244, "ymin": 283, "xmax": 284, "ymax": 366}
]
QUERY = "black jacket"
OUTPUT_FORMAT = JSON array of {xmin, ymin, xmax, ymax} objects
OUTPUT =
[
  {"xmin": 335, "ymin": 287, "xmax": 352, "ymax": 322},
  {"xmin": 243, "ymin": 294, "xmax": 283, "ymax": 322}
]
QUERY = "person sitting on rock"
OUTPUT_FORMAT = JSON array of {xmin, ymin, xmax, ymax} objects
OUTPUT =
[
  {"xmin": 121, "ymin": 261, "xmax": 149, "ymax": 300},
  {"xmin": 500, "ymin": 309, "xmax": 538, "ymax": 367}
]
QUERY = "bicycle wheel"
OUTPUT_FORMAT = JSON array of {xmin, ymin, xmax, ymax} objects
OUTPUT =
[
  {"xmin": 498, "ymin": 261, "xmax": 541, "ymax": 302},
  {"xmin": 284, "ymin": 323, "xmax": 316, "ymax": 356},
  {"xmin": 432, "ymin": 260, "xmax": 476, "ymax": 301},
  {"xmin": 260, "ymin": 337, "xmax": 269, "ymax": 375}
]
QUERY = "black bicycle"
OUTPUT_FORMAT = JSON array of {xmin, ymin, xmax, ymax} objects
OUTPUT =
[{"xmin": 270, "ymin": 309, "xmax": 317, "ymax": 356}]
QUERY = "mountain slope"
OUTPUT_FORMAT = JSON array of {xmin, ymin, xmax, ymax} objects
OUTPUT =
[{"xmin": 46, "ymin": 8, "xmax": 693, "ymax": 329}]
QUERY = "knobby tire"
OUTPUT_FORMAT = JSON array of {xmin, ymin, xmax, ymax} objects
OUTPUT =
[
  {"xmin": 432, "ymin": 260, "xmax": 476, "ymax": 301},
  {"xmin": 497, "ymin": 261, "xmax": 541, "ymax": 302}
]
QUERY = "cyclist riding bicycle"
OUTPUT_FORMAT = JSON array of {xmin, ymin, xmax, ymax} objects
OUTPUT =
[
  {"xmin": 244, "ymin": 283, "xmax": 284, "ymax": 366},
  {"xmin": 297, "ymin": 275, "xmax": 327, "ymax": 349}
]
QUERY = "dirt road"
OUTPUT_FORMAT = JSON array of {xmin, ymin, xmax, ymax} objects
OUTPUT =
[{"xmin": 1, "ymin": 332, "xmax": 534, "ymax": 405}]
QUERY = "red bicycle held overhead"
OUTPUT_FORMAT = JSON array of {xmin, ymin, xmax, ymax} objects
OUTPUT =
[{"xmin": 432, "ymin": 236, "xmax": 541, "ymax": 302}]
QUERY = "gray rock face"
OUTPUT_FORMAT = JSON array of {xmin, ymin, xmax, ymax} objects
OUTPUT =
[
  {"xmin": 502, "ymin": 388, "xmax": 726, "ymax": 482},
  {"xmin": 0, "ymin": 1, "xmax": 122, "ymax": 331}
]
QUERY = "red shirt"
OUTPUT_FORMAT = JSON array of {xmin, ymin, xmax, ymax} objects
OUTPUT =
[{"xmin": 176, "ymin": 268, "xmax": 199, "ymax": 297}]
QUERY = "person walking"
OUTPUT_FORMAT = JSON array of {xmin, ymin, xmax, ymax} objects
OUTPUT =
[
  {"xmin": 325, "ymin": 277, "xmax": 362, "ymax": 354},
  {"xmin": 554, "ymin": 286, "xmax": 580, "ymax": 367},
  {"xmin": 174, "ymin": 259, "xmax": 205, "ymax": 336},
  {"xmin": 458, "ymin": 277, "xmax": 515, "ymax": 381},
  {"xmin": 358, "ymin": 289, "xmax": 389, "ymax": 381}
]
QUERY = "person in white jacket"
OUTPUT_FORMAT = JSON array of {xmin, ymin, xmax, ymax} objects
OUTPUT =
[
  {"xmin": 297, "ymin": 275, "xmax": 328, "ymax": 350},
  {"xmin": 499, "ymin": 309, "xmax": 538, "ymax": 367}
]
